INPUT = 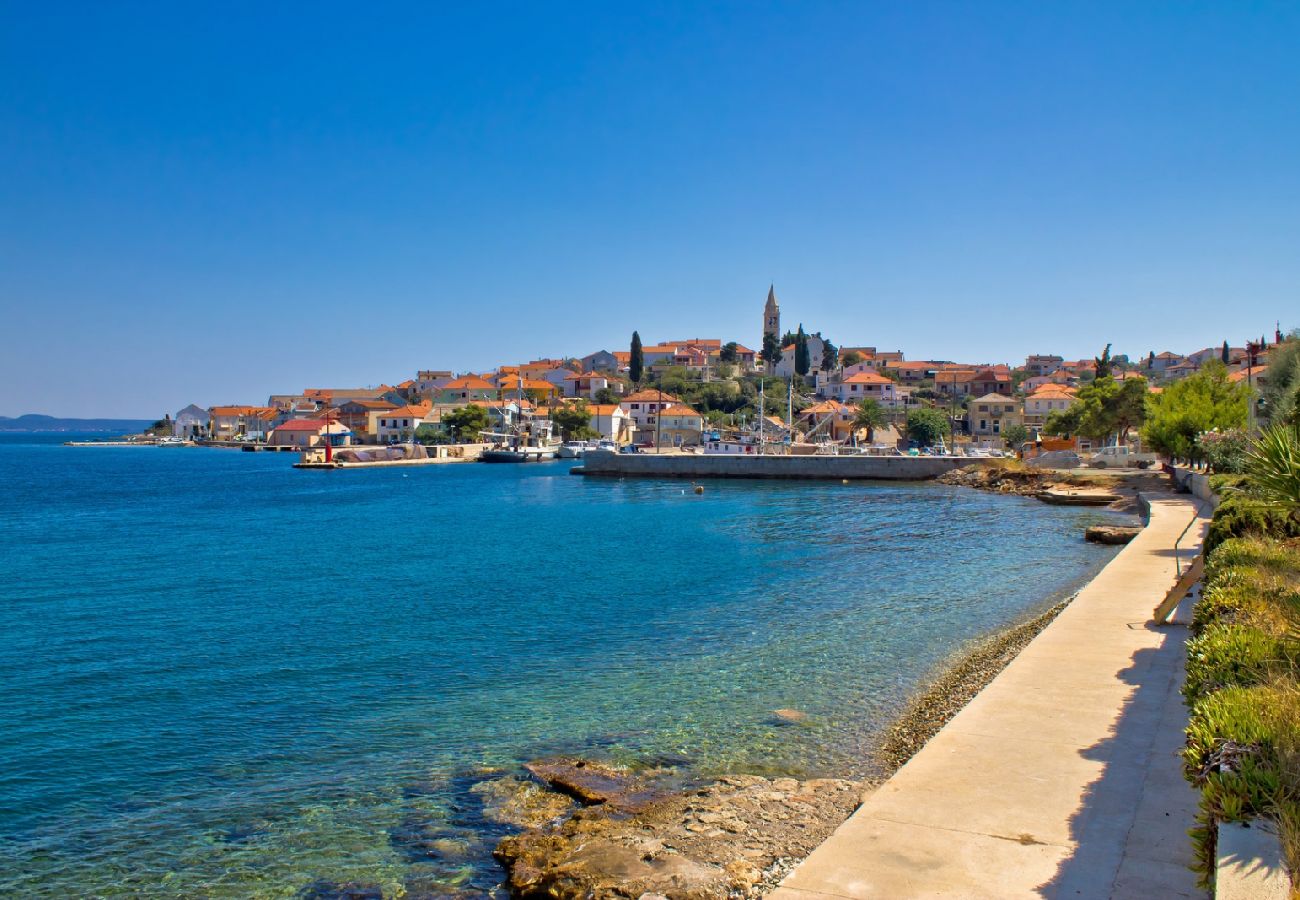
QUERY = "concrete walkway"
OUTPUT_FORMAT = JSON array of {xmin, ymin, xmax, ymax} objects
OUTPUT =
[{"xmin": 772, "ymin": 495, "xmax": 1211, "ymax": 899}]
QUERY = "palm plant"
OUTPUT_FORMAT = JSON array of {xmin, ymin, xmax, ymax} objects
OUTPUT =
[
  {"xmin": 1246, "ymin": 425, "xmax": 1300, "ymax": 521},
  {"xmin": 853, "ymin": 398, "xmax": 887, "ymax": 443}
]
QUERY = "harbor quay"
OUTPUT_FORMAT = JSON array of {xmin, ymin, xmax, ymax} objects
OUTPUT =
[{"xmin": 576, "ymin": 448, "xmax": 978, "ymax": 480}]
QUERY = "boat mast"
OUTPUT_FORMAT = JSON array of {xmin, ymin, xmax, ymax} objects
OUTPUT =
[{"xmin": 758, "ymin": 380, "xmax": 765, "ymax": 455}]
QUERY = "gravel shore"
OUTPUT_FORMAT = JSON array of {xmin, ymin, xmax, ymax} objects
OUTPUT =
[{"xmin": 874, "ymin": 598, "xmax": 1073, "ymax": 773}]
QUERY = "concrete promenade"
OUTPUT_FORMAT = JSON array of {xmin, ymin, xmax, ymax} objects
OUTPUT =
[{"xmin": 772, "ymin": 495, "xmax": 1211, "ymax": 899}]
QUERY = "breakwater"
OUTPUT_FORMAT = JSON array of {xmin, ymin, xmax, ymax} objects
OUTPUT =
[{"xmin": 578, "ymin": 449, "xmax": 975, "ymax": 480}]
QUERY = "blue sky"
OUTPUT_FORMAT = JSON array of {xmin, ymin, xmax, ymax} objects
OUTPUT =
[{"xmin": 2, "ymin": 2, "xmax": 1297, "ymax": 416}]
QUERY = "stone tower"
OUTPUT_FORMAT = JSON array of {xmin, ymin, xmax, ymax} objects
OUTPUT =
[{"xmin": 763, "ymin": 285, "xmax": 781, "ymax": 342}]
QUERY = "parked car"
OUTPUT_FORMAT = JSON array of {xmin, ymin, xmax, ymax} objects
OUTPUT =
[
  {"xmin": 1026, "ymin": 450, "xmax": 1081, "ymax": 469},
  {"xmin": 1087, "ymin": 445, "xmax": 1158, "ymax": 468}
]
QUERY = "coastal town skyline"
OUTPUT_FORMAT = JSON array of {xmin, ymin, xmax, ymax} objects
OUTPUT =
[{"xmin": 4, "ymin": 4, "xmax": 1300, "ymax": 416}]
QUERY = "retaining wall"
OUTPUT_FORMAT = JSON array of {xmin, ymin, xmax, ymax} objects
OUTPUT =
[{"xmin": 577, "ymin": 450, "xmax": 973, "ymax": 480}]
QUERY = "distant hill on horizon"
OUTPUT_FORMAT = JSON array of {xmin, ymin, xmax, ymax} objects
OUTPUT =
[{"xmin": 0, "ymin": 414, "xmax": 155, "ymax": 433}]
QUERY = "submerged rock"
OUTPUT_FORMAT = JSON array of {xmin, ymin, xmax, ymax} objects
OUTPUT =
[
  {"xmin": 769, "ymin": 708, "xmax": 807, "ymax": 725},
  {"xmin": 523, "ymin": 757, "xmax": 666, "ymax": 812},
  {"xmin": 470, "ymin": 775, "xmax": 577, "ymax": 828},
  {"xmin": 1085, "ymin": 524, "xmax": 1143, "ymax": 544},
  {"xmin": 494, "ymin": 773, "xmax": 866, "ymax": 899}
]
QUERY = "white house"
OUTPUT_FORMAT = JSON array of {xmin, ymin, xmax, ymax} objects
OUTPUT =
[
  {"xmin": 837, "ymin": 371, "xmax": 900, "ymax": 406},
  {"xmin": 586, "ymin": 404, "xmax": 633, "ymax": 443},
  {"xmin": 173, "ymin": 404, "xmax": 208, "ymax": 439},
  {"xmin": 268, "ymin": 419, "xmax": 353, "ymax": 448},
  {"xmin": 373, "ymin": 404, "xmax": 433, "ymax": 443},
  {"xmin": 619, "ymin": 389, "xmax": 682, "ymax": 433},
  {"xmin": 774, "ymin": 334, "xmax": 826, "ymax": 378}
]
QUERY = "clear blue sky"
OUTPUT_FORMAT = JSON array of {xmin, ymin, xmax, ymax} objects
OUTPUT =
[{"xmin": 2, "ymin": 2, "xmax": 1297, "ymax": 417}]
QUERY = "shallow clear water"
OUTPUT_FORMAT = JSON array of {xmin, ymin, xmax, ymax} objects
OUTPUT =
[{"xmin": 0, "ymin": 434, "xmax": 1132, "ymax": 896}]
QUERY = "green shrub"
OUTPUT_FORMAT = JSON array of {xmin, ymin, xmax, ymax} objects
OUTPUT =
[
  {"xmin": 1208, "ymin": 473, "xmax": 1250, "ymax": 496},
  {"xmin": 1184, "ymin": 625, "xmax": 1288, "ymax": 703},
  {"xmin": 1199, "ymin": 429, "xmax": 1253, "ymax": 474},
  {"xmin": 1205, "ymin": 496, "xmax": 1300, "ymax": 554}
]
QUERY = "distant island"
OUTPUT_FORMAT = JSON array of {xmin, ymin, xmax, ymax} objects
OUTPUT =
[{"xmin": 0, "ymin": 414, "xmax": 154, "ymax": 433}]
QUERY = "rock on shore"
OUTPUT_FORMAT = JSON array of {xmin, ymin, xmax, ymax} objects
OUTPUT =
[
  {"xmin": 1084, "ymin": 524, "xmax": 1143, "ymax": 545},
  {"xmin": 494, "ymin": 768, "xmax": 865, "ymax": 899},
  {"xmin": 936, "ymin": 463, "xmax": 1070, "ymax": 497}
]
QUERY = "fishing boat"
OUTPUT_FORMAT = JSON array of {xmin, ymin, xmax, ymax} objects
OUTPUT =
[{"xmin": 478, "ymin": 371, "xmax": 561, "ymax": 462}]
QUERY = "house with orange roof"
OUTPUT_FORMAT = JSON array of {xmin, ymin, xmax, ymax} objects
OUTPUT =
[
  {"xmin": 333, "ymin": 398, "xmax": 399, "ymax": 438},
  {"xmin": 837, "ymin": 370, "xmax": 900, "ymax": 406},
  {"xmin": 564, "ymin": 371, "xmax": 623, "ymax": 400},
  {"xmin": 434, "ymin": 375, "xmax": 496, "ymax": 405},
  {"xmin": 1023, "ymin": 385, "xmax": 1077, "ymax": 431},
  {"xmin": 651, "ymin": 404, "xmax": 706, "ymax": 447},
  {"xmin": 208, "ymin": 405, "xmax": 279, "ymax": 440},
  {"xmin": 268, "ymin": 418, "xmax": 353, "ymax": 449},
  {"xmin": 585, "ymin": 403, "xmax": 633, "ymax": 443},
  {"xmin": 797, "ymin": 399, "xmax": 858, "ymax": 442},
  {"xmin": 372, "ymin": 403, "xmax": 434, "ymax": 443},
  {"xmin": 619, "ymin": 389, "xmax": 683, "ymax": 435}
]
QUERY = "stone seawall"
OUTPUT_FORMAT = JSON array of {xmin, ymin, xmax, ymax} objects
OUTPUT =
[{"xmin": 577, "ymin": 450, "xmax": 973, "ymax": 480}]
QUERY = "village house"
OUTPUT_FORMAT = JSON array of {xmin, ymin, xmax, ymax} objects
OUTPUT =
[
  {"xmin": 1023, "ymin": 386, "xmax": 1077, "ymax": 432},
  {"xmin": 797, "ymin": 399, "xmax": 858, "ymax": 442},
  {"xmin": 332, "ymin": 399, "xmax": 398, "ymax": 439},
  {"xmin": 580, "ymin": 350, "xmax": 620, "ymax": 372},
  {"xmin": 728, "ymin": 343, "xmax": 758, "ymax": 371},
  {"xmin": 837, "ymin": 370, "xmax": 900, "ymax": 406},
  {"xmin": 884, "ymin": 360, "xmax": 942, "ymax": 383},
  {"xmin": 1145, "ymin": 351, "xmax": 1185, "ymax": 375},
  {"xmin": 208, "ymin": 405, "xmax": 278, "ymax": 439},
  {"xmin": 619, "ymin": 389, "xmax": 683, "ymax": 434},
  {"xmin": 172, "ymin": 404, "xmax": 209, "ymax": 439},
  {"xmin": 967, "ymin": 394, "xmax": 1024, "ymax": 443},
  {"xmin": 564, "ymin": 371, "xmax": 623, "ymax": 400},
  {"xmin": 1025, "ymin": 354, "xmax": 1065, "ymax": 377},
  {"xmin": 267, "ymin": 419, "xmax": 353, "ymax": 449},
  {"xmin": 652, "ymin": 405, "xmax": 706, "ymax": 447},
  {"xmin": 373, "ymin": 404, "xmax": 433, "ymax": 443},
  {"xmin": 586, "ymin": 403, "xmax": 634, "ymax": 443},
  {"xmin": 435, "ymin": 375, "xmax": 496, "ymax": 404},
  {"xmin": 773, "ymin": 333, "xmax": 826, "ymax": 378}
]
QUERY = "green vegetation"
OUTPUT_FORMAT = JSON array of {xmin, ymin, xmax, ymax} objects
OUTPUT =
[
  {"xmin": 1183, "ymin": 434, "xmax": 1300, "ymax": 885},
  {"xmin": 853, "ymin": 398, "xmax": 887, "ymax": 443},
  {"xmin": 821, "ymin": 339, "xmax": 837, "ymax": 373},
  {"xmin": 1246, "ymin": 425, "xmax": 1300, "ymax": 519},
  {"xmin": 442, "ymin": 404, "xmax": 489, "ymax": 442},
  {"xmin": 1001, "ymin": 423, "xmax": 1029, "ymax": 449},
  {"xmin": 840, "ymin": 349, "xmax": 863, "ymax": 368},
  {"xmin": 414, "ymin": 423, "xmax": 453, "ymax": 445},
  {"xmin": 794, "ymin": 324, "xmax": 810, "ymax": 377},
  {"xmin": 1094, "ymin": 342, "xmax": 1113, "ymax": 378},
  {"xmin": 719, "ymin": 341, "xmax": 739, "ymax": 364},
  {"xmin": 1198, "ymin": 429, "xmax": 1253, "ymax": 474},
  {"xmin": 1261, "ymin": 332, "xmax": 1300, "ymax": 427},
  {"xmin": 551, "ymin": 401, "xmax": 599, "ymax": 441},
  {"xmin": 760, "ymin": 332, "xmax": 782, "ymax": 370},
  {"xmin": 1142, "ymin": 361, "xmax": 1248, "ymax": 461},
  {"xmin": 906, "ymin": 408, "xmax": 949, "ymax": 447},
  {"xmin": 1043, "ymin": 375, "xmax": 1147, "ymax": 444},
  {"xmin": 629, "ymin": 331, "xmax": 644, "ymax": 383}
]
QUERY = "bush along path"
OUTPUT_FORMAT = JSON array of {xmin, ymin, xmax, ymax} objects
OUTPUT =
[{"xmin": 1181, "ymin": 428, "xmax": 1300, "ymax": 891}]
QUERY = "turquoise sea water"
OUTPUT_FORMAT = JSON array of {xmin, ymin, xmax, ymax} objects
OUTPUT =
[{"xmin": 0, "ymin": 434, "xmax": 1132, "ymax": 896}]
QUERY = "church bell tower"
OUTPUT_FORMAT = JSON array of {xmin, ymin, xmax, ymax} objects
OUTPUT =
[{"xmin": 763, "ymin": 285, "xmax": 780, "ymax": 342}]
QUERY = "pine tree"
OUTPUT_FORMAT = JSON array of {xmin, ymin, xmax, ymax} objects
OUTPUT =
[
  {"xmin": 761, "ymin": 333, "xmax": 783, "ymax": 371},
  {"xmin": 821, "ymin": 339, "xmax": 838, "ymax": 372},
  {"xmin": 629, "ymin": 331, "xmax": 644, "ymax": 383},
  {"xmin": 1094, "ymin": 343, "xmax": 1113, "ymax": 378}
]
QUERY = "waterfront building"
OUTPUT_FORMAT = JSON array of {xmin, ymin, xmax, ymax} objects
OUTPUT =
[
  {"xmin": 619, "ymin": 389, "xmax": 683, "ymax": 435},
  {"xmin": 797, "ymin": 399, "xmax": 858, "ymax": 442},
  {"xmin": 267, "ymin": 419, "xmax": 353, "ymax": 448},
  {"xmin": 564, "ymin": 371, "xmax": 622, "ymax": 400},
  {"xmin": 586, "ymin": 403, "xmax": 634, "ymax": 443},
  {"xmin": 172, "ymin": 404, "xmax": 209, "ymax": 439},
  {"xmin": 373, "ymin": 404, "xmax": 432, "ymax": 443},
  {"xmin": 653, "ymin": 405, "xmax": 706, "ymax": 447},
  {"xmin": 208, "ymin": 405, "xmax": 278, "ymax": 439},
  {"xmin": 333, "ymin": 399, "xmax": 398, "ymax": 440},
  {"xmin": 967, "ymin": 393, "xmax": 1024, "ymax": 443}
]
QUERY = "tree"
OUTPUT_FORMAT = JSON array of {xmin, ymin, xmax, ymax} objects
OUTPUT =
[
  {"xmin": 593, "ymin": 386, "xmax": 621, "ymax": 405},
  {"xmin": 629, "ymin": 331, "xmax": 644, "ymax": 383},
  {"xmin": 1260, "ymin": 332, "xmax": 1300, "ymax": 426},
  {"xmin": 552, "ymin": 401, "xmax": 598, "ymax": 440},
  {"xmin": 1094, "ymin": 343, "xmax": 1113, "ymax": 379},
  {"xmin": 821, "ymin": 339, "xmax": 838, "ymax": 372},
  {"xmin": 414, "ymin": 423, "xmax": 453, "ymax": 445},
  {"xmin": 1142, "ymin": 361, "xmax": 1250, "ymax": 461},
  {"xmin": 443, "ymin": 404, "xmax": 490, "ymax": 442},
  {"xmin": 761, "ymin": 332, "xmax": 783, "ymax": 371},
  {"xmin": 720, "ymin": 341, "xmax": 739, "ymax": 364},
  {"xmin": 841, "ymin": 350, "xmax": 863, "ymax": 368},
  {"xmin": 1002, "ymin": 423, "xmax": 1030, "ymax": 451},
  {"xmin": 853, "ymin": 398, "xmax": 887, "ymax": 443},
  {"xmin": 794, "ymin": 324, "xmax": 810, "ymax": 377},
  {"xmin": 906, "ymin": 408, "xmax": 949, "ymax": 447},
  {"xmin": 1147, "ymin": 351, "xmax": 1155, "ymax": 370},
  {"xmin": 1221, "ymin": 340, "xmax": 1230, "ymax": 364},
  {"xmin": 1042, "ymin": 375, "xmax": 1148, "ymax": 444}
]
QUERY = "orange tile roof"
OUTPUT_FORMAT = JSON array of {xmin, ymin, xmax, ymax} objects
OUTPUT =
[
  {"xmin": 622, "ymin": 390, "xmax": 682, "ymax": 403},
  {"xmin": 661, "ymin": 405, "xmax": 703, "ymax": 418},
  {"xmin": 443, "ymin": 375, "xmax": 495, "ymax": 390},
  {"xmin": 842, "ymin": 371, "xmax": 893, "ymax": 384}
]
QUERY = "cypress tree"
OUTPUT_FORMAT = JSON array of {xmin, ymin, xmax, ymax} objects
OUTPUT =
[
  {"xmin": 1221, "ymin": 340, "xmax": 1230, "ymax": 364},
  {"xmin": 795, "ymin": 324, "xmax": 810, "ymax": 376},
  {"xmin": 629, "ymin": 331, "xmax": 644, "ymax": 383}
]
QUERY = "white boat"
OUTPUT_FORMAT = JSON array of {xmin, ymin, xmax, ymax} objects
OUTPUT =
[
  {"xmin": 558, "ymin": 440, "xmax": 588, "ymax": 459},
  {"xmin": 157, "ymin": 436, "xmax": 189, "ymax": 446},
  {"xmin": 478, "ymin": 378, "xmax": 561, "ymax": 463}
]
